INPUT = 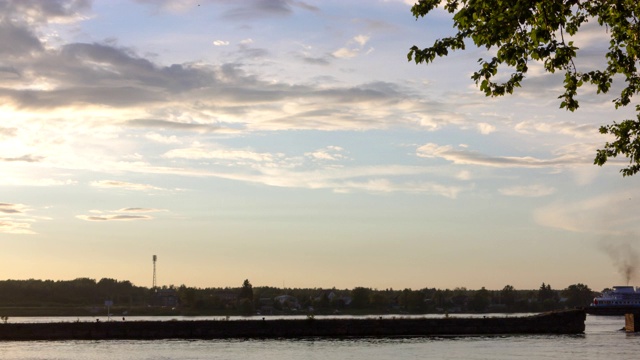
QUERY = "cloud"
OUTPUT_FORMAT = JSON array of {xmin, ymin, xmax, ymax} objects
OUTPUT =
[
  {"xmin": 163, "ymin": 146, "xmax": 279, "ymax": 163},
  {"xmin": 76, "ymin": 206, "xmax": 167, "ymax": 221},
  {"xmin": 134, "ymin": 0, "xmax": 201, "ymax": 13},
  {"xmin": 213, "ymin": 40, "xmax": 229, "ymax": 46},
  {"xmin": 514, "ymin": 120, "xmax": 597, "ymax": 139},
  {"xmin": 332, "ymin": 47, "xmax": 359, "ymax": 59},
  {"xmin": 117, "ymin": 207, "xmax": 166, "ymax": 213},
  {"xmin": 0, "ymin": 6, "xmax": 453, "ymax": 135},
  {"xmin": 127, "ymin": 119, "xmax": 229, "ymax": 133},
  {"xmin": 300, "ymin": 55, "xmax": 331, "ymax": 66},
  {"xmin": 0, "ymin": 22, "xmax": 43, "ymax": 58},
  {"xmin": 416, "ymin": 143, "xmax": 588, "ymax": 168},
  {"xmin": 137, "ymin": 0, "xmax": 319, "ymax": 17},
  {"xmin": 0, "ymin": 127, "xmax": 17, "ymax": 138},
  {"xmin": 0, "ymin": 0, "xmax": 91, "ymax": 25},
  {"xmin": 0, "ymin": 203, "xmax": 37, "ymax": 234},
  {"xmin": 144, "ymin": 132, "xmax": 181, "ymax": 144},
  {"xmin": 332, "ymin": 35, "xmax": 371, "ymax": 59},
  {"xmin": 220, "ymin": 0, "xmax": 318, "ymax": 20},
  {"xmin": 91, "ymin": 180, "xmax": 164, "ymax": 191},
  {"xmin": 0, "ymin": 154, "xmax": 44, "ymax": 162},
  {"xmin": 76, "ymin": 214, "xmax": 152, "ymax": 221},
  {"xmin": 499, "ymin": 184, "xmax": 556, "ymax": 197},
  {"xmin": 237, "ymin": 45, "xmax": 269, "ymax": 59},
  {"xmin": 0, "ymin": 220, "xmax": 36, "ymax": 234},
  {"xmin": 533, "ymin": 190, "xmax": 640, "ymax": 235},
  {"xmin": 353, "ymin": 35, "xmax": 369, "ymax": 47},
  {"xmin": 305, "ymin": 146, "xmax": 347, "ymax": 161},
  {"xmin": 0, "ymin": 203, "xmax": 27, "ymax": 214},
  {"xmin": 333, "ymin": 178, "xmax": 467, "ymax": 198},
  {"xmin": 477, "ymin": 122, "xmax": 496, "ymax": 135}
]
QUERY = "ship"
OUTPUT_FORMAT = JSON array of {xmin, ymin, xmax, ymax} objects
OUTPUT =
[{"xmin": 591, "ymin": 286, "xmax": 640, "ymax": 307}]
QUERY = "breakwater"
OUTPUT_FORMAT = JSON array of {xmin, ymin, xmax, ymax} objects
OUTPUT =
[{"xmin": 0, "ymin": 310, "xmax": 585, "ymax": 340}]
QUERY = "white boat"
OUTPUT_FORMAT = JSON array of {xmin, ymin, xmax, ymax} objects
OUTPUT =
[{"xmin": 591, "ymin": 286, "xmax": 640, "ymax": 307}]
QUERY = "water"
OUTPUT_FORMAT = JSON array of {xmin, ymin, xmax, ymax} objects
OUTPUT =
[{"xmin": 1, "ymin": 315, "xmax": 638, "ymax": 359}]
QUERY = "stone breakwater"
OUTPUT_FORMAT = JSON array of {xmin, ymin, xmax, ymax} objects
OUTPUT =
[{"xmin": 0, "ymin": 310, "xmax": 585, "ymax": 340}]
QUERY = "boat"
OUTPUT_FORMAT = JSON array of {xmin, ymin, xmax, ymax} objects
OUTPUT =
[{"xmin": 591, "ymin": 286, "xmax": 640, "ymax": 308}]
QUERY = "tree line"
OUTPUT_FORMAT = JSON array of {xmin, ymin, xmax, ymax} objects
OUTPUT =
[{"xmin": 0, "ymin": 278, "xmax": 597, "ymax": 316}]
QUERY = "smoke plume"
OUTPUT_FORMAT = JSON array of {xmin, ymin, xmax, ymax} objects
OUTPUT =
[{"xmin": 600, "ymin": 239, "xmax": 639, "ymax": 285}]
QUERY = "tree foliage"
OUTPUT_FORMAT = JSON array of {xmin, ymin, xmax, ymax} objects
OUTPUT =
[
  {"xmin": 408, "ymin": 0, "xmax": 640, "ymax": 176},
  {"xmin": 562, "ymin": 283, "xmax": 594, "ymax": 307},
  {"xmin": 351, "ymin": 287, "xmax": 372, "ymax": 309},
  {"xmin": 238, "ymin": 279, "xmax": 254, "ymax": 301}
]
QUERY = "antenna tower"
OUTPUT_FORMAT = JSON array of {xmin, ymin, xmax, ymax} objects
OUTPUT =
[{"xmin": 152, "ymin": 255, "xmax": 157, "ymax": 289}]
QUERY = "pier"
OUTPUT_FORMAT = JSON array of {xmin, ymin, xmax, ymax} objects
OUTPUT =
[
  {"xmin": 0, "ymin": 310, "xmax": 585, "ymax": 340},
  {"xmin": 584, "ymin": 306, "xmax": 640, "ymax": 332}
]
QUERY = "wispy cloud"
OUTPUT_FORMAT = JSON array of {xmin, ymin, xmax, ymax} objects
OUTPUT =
[
  {"xmin": 0, "ymin": 202, "xmax": 37, "ymax": 234},
  {"xmin": 117, "ymin": 207, "xmax": 166, "ymax": 213},
  {"xmin": 76, "ymin": 214, "xmax": 152, "ymax": 221},
  {"xmin": 77, "ymin": 206, "xmax": 167, "ymax": 221},
  {"xmin": 163, "ymin": 145, "xmax": 280, "ymax": 163},
  {"xmin": 416, "ymin": 143, "xmax": 588, "ymax": 168},
  {"xmin": 514, "ymin": 120, "xmax": 597, "ymax": 139},
  {"xmin": 0, "ymin": 127, "xmax": 17, "ymax": 138},
  {"xmin": 0, "ymin": 203, "xmax": 27, "ymax": 214},
  {"xmin": 305, "ymin": 146, "xmax": 348, "ymax": 161},
  {"xmin": 91, "ymin": 180, "xmax": 165, "ymax": 191},
  {"xmin": 127, "ymin": 119, "xmax": 231, "ymax": 134},
  {"xmin": 499, "ymin": 184, "xmax": 556, "ymax": 197},
  {"xmin": 0, "ymin": 154, "xmax": 44, "ymax": 162},
  {"xmin": 0, "ymin": 220, "xmax": 36, "ymax": 234},
  {"xmin": 533, "ymin": 190, "xmax": 640, "ymax": 235}
]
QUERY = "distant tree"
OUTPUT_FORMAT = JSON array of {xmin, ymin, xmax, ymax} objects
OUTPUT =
[
  {"xmin": 408, "ymin": 0, "xmax": 640, "ymax": 176},
  {"xmin": 400, "ymin": 289, "xmax": 426, "ymax": 313},
  {"xmin": 562, "ymin": 283, "xmax": 594, "ymax": 308},
  {"xmin": 370, "ymin": 292, "xmax": 388, "ymax": 310},
  {"xmin": 500, "ymin": 285, "xmax": 516, "ymax": 309},
  {"xmin": 237, "ymin": 279, "xmax": 255, "ymax": 315},
  {"xmin": 469, "ymin": 287, "xmax": 490, "ymax": 312},
  {"xmin": 537, "ymin": 283, "xmax": 554, "ymax": 302},
  {"xmin": 177, "ymin": 285, "xmax": 197, "ymax": 308},
  {"xmin": 537, "ymin": 283, "xmax": 559, "ymax": 311},
  {"xmin": 451, "ymin": 287, "xmax": 469, "ymax": 311},
  {"xmin": 238, "ymin": 279, "xmax": 253, "ymax": 301},
  {"xmin": 351, "ymin": 287, "xmax": 371, "ymax": 309},
  {"xmin": 238, "ymin": 298, "xmax": 254, "ymax": 315},
  {"xmin": 431, "ymin": 289, "xmax": 449, "ymax": 310}
]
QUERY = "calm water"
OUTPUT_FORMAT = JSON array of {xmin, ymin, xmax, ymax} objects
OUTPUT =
[{"xmin": 1, "ymin": 315, "xmax": 638, "ymax": 359}]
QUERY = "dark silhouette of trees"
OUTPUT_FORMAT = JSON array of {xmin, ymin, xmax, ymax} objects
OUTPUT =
[
  {"xmin": 562, "ymin": 283, "xmax": 594, "ymax": 308},
  {"xmin": 469, "ymin": 287, "xmax": 490, "ymax": 312},
  {"xmin": 500, "ymin": 285, "xmax": 516, "ymax": 310},
  {"xmin": 238, "ymin": 279, "xmax": 254, "ymax": 301},
  {"xmin": 237, "ymin": 279, "xmax": 254, "ymax": 315},
  {"xmin": 351, "ymin": 287, "xmax": 371, "ymax": 309},
  {"xmin": 0, "ymin": 278, "xmax": 600, "ymax": 316}
]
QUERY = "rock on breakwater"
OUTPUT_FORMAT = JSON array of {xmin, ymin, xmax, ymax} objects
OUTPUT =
[{"xmin": 0, "ymin": 310, "xmax": 585, "ymax": 340}]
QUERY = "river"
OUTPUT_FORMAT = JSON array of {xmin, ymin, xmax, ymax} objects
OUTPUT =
[{"xmin": 0, "ymin": 315, "xmax": 638, "ymax": 359}]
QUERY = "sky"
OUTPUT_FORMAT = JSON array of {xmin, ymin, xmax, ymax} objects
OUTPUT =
[{"xmin": 1, "ymin": 0, "xmax": 639, "ymax": 292}]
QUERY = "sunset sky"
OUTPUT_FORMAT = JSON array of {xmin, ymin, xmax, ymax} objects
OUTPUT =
[{"xmin": 1, "ymin": 0, "xmax": 639, "ymax": 292}]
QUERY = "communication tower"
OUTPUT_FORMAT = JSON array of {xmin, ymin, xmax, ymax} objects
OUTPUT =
[{"xmin": 152, "ymin": 255, "xmax": 157, "ymax": 290}]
